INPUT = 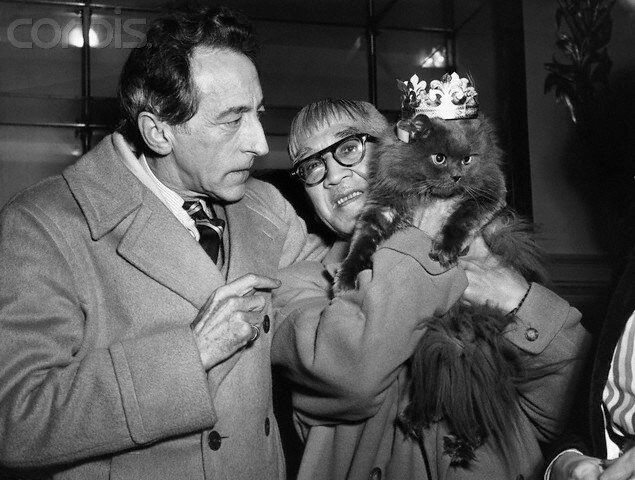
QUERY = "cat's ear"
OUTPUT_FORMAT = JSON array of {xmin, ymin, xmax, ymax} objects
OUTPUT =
[
  {"xmin": 411, "ymin": 114, "xmax": 433, "ymax": 140},
  {"xmin": 395, "ymin": 114, "xmax": 433, "ymax": 143}
]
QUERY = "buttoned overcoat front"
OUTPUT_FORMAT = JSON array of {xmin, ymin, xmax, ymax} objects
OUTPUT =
[{"xmin": 0, "ymin": 134, "xmax": 323, "ymax": 479}]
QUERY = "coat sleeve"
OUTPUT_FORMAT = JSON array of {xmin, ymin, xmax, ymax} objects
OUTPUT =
[
  {"xmin": 270, "ymin": 183, "xmax": 328, "ymax": 268},
  {"xmin": 272, "ymin": 227, "xmax": 468, "ymax": 424},
  {"xmin": 504, "ymin": 283, "xmax": 591, "ymax": 443},
  {"xmin": 0, "ymin": 201, "xmax": 215, "ymax": 469}
]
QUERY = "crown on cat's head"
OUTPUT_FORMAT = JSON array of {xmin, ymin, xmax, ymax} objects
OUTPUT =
[
  {"xmin": 396, "ymin": 72, "xmax": 478, "ymax": 142},
  {"xmin": 397, "ymin": 71, "xmax": 478, "ymax": 120}
]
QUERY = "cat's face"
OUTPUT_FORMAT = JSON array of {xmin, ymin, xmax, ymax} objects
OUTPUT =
[
  {"xmin": 377, "ymin": 116, "xmax": 504, "ymax": 199},
  {"xmin": 414, "ymin": 120, "xmax": 484, "ymax": 197},
  {"xmin": 298, "ymin": 121, "xmax": 377, "ymax": 236}
]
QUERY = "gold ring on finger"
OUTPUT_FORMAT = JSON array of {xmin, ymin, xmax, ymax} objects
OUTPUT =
[{"xmin": 249, "ymin": 324, "xmax": 260, "ymax": 343}]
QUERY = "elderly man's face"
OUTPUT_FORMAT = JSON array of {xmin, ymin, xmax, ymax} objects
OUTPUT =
[
  {"xmin": 299, "ymin": 120, "xmax": 373, "ymax": 237},
  {"xmin": 165, "ymin": 47, "xmax": 268, "ymax": 201}
]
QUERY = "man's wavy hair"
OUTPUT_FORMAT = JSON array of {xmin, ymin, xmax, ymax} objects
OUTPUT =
[{"xmin": 117, "ymin": 2, "xmax": 258, "ymax": 152}]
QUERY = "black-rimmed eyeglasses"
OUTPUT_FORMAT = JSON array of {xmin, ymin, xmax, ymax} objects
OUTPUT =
[{"xmin": 291, "ymin": 133, "xmax": 373, "ymax": 186}]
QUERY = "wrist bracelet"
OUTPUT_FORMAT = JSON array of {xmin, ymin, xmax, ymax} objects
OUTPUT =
[{"xmin": 507, "ymin": 283, "xmax": 532, "ymax": 317}]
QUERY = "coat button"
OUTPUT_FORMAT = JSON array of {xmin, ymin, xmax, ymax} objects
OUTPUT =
[
  {"xmin": 263, "ymin": 315, "xmax": 270, "ymax": 333},
  {"xmin": 208, "ymin": 430, "xmax": 222, "ymax": 451},
  {"xmin": 369, "ymin": 467, "xmax": 382, "ymax": 480},
  {"xmin": 265, "ymin": 417, "xmax": 270, "ymax": 436},
  {"xmin": 525, "ymin": 327, "xmax": 539, "ymax": 342}
]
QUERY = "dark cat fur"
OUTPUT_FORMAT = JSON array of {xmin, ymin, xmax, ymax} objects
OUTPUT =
[
  {"xmin": 334, "ymin": 114, "xmax": 547, "ymax": 292},
  {"xmin": 400, "ymin": 303, "xmax": 527, "ymax": 468},
  {"xmin": 333, "ymin": 114, "xmax": 548, "ymax": 469}
]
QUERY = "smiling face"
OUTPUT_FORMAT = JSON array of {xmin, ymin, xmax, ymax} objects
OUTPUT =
[
  {"xmin": 150, "ymin": 47, "xmax": 268, "ymax": 202},
  {"xmin": 298, "ymin": 120, "xmax": 374, "ymax": 237}
]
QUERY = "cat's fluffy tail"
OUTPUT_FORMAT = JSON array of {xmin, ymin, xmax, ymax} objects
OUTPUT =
[{"xmin": 482, "ymin": 209, "xmax": 549, "ymax": 284}]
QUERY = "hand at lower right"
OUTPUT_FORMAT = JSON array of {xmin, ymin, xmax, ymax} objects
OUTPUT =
[
  {"xmin": 601, "ymin": 446, "xmax": 635, "ymax": 480},
  {"xmin": 458, "ymin": 236, "xmax": 529, "ymax": 313},
  {"xmin": 550, "ymin": 451, "xmax": 604, "ymax": 480}
]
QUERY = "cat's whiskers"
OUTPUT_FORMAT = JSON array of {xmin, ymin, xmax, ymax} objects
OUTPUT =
[
  {"xmin": 414, "ymin": 181, "xmax": 434, "ymax": 196},
  {"xmin": 461, "ymin": 188, "xmax": 484, "ymax": 210},
  {"xmin": 463, "ymin": 185, "xmax": 499, "ymax": 203},
  {"xmin": 462, "ymin": 186, "xmax": 501, "ymax": 212}
]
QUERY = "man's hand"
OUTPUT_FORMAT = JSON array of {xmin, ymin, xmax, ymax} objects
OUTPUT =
[
  {"xmin": 192, "ymin": 274, "xmax": 281, "ymax": 371},
  {"xmin": 458, "ymin": 236, "xmax": 529, "ymax": 313},
  {"xmin": 550, "ymin": 451, "xmax": 605, "ymax": 480}
]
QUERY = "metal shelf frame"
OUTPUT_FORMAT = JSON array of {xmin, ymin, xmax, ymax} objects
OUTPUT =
[
  {"xmin": 0, "ymin": 0, "xmax": 473, "ymax": 148},
  {"xmin": 1, "ymin": 0, "xmax": 532, "ymax": 216}
]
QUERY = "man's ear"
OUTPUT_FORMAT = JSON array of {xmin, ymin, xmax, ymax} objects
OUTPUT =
[{"xmin": 137, "ymin": 112, "xmax": 174, "ymax": 156}]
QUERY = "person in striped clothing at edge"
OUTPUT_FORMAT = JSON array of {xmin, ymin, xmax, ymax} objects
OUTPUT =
[{"xmin": 546, "ymin": 248, "xmax": 635, "ymax": 480}]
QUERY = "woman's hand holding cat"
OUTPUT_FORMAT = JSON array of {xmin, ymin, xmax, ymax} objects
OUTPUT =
[
  {"xmin": 458, "ymin": 236, "xmax": 529, "ymax": 314},
  {"xmin": 549, "ymin": 451, "xmax": 608, "ymax": 480},
  {"xmin": 412, "ymin": 198, "xmax": 459, "ymax": 239}
]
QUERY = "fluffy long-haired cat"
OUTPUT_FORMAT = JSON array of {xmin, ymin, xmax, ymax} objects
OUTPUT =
[{"xmin": 333, "ymin": 112, "xmax": 547, "ymax": 468}]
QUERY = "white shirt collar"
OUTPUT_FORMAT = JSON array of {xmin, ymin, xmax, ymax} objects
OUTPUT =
[{"xmin": 113, "ymin": 132, "xmax": 199, "ymax": 240}]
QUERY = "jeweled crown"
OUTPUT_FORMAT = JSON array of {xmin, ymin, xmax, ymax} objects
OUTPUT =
[{"xmin": 397, "ymin": 71, "xmax": 479, "ymax": 121}]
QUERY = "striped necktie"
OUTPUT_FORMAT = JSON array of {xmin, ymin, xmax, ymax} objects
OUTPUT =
[{"xmin": 183, "ymin": 200, "xmax": 225, "ymax": 265}]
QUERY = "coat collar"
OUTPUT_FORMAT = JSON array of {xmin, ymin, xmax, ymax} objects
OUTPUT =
[
  {"xmin": 63, "ymin": 135, "xmax": 224, "ymax": 308},
  {"xmin": 63, "ymin": 134, "xmax": 144, "ymax": 241},
  {"xmin": 62, "ymin": 135, "xmax": 285, "ymax": 309},
  {"xmin": 323, "ymin": 239, "xmax": 349, "ymax": 279}
]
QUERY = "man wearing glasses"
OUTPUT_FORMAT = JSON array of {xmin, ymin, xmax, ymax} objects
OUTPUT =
[{"xmin": 272, "ymin": 98, "xmax": 588, "ymax": 479}]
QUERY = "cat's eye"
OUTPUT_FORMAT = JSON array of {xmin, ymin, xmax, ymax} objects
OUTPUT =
[
  {"xmin": 431, "ymin": 153, "xmax": 446, "ymax": 165},
  {"xmin": 461, "ymin": 157, "xmax": 477, "ymax": 165}
]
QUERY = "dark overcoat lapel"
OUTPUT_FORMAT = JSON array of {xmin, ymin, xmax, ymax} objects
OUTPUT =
[{"xmin": 63, "ymin": 136, "xmax": 225, "ymax": 310}]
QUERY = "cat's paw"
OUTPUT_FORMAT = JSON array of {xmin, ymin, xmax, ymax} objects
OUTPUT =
[
  {"xmin": 429, "ymin": 241, "xmax": 460, "ymax": 267},
  {"xmin": 333, "ymin": 267, "xmax": 357, "ymax": 294}
]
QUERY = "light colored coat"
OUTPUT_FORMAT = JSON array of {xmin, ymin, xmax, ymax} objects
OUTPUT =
[
  {"xmin": 0, "ymin": 134, "xmax": 323, "ymax": 479},
  {"xmin": 272, "ymin": 235, "xmax": 591, "ymax": 480}
]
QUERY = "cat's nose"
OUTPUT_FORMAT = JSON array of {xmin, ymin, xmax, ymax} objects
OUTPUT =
[{"xmin": 452, "ymin": 175, "xmax": 461, "ymax": 183}]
